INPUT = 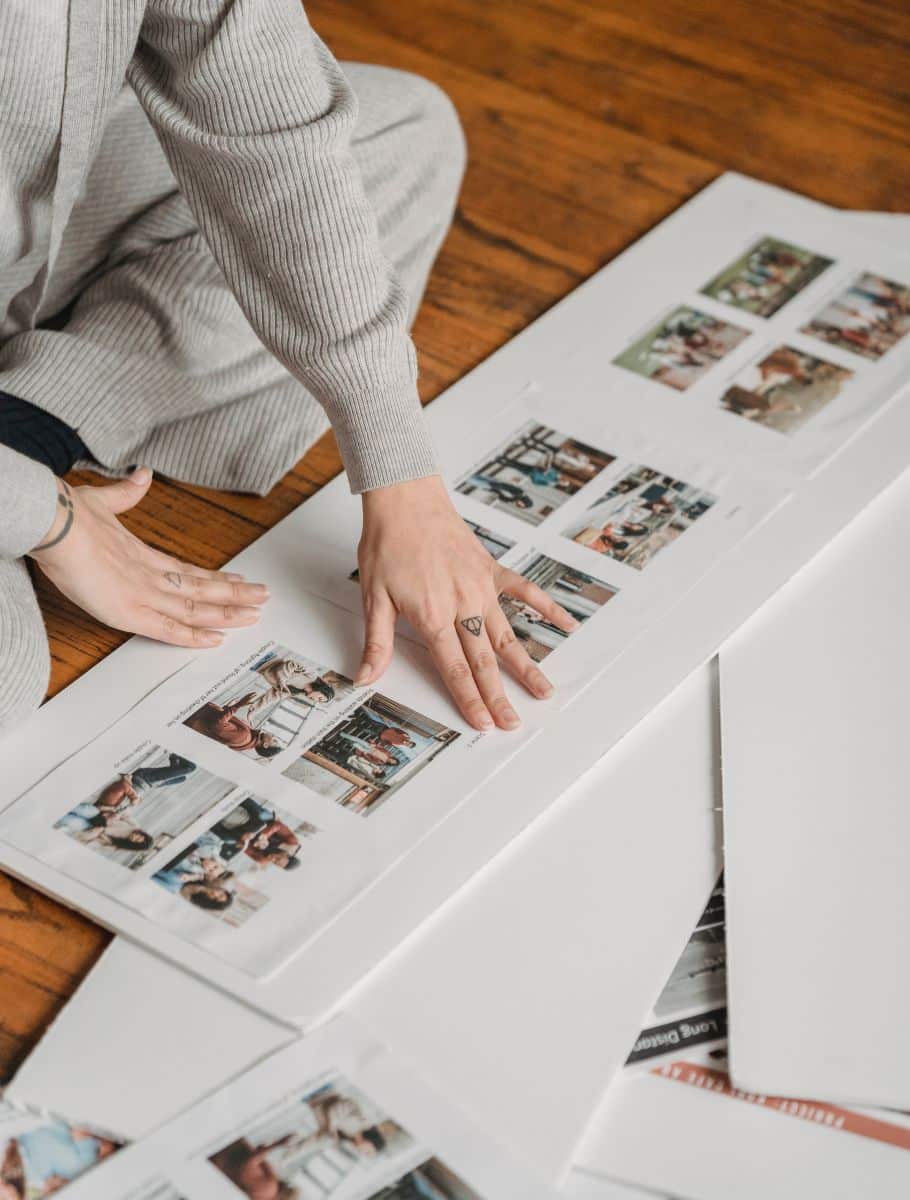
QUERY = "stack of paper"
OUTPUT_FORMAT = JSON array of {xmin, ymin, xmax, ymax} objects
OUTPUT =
[{"xmin": 1, "ymin": 177, "xmax": 908, "ymax": 1199}]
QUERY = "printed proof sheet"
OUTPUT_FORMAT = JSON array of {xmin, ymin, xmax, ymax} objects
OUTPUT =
[
  {"xmin": 0, "ymin": 593, "xmax": 531, "ymax": 980},
  {"xmin": 1, "ymin": 174, "xmax": 909, "ymax": 1035},
  {"xmin": 61, "ymin": 1015, "xmax": 557, "ymax": 1200}
]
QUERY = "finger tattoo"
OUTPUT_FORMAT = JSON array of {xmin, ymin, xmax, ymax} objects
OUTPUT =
[
  {"xmin": 460, "ymin": 615, "xmax": 484, "ymax": 637},
  {"xmin": 165, "ymin": 571, "xmax": 182, "ymax": 588}
]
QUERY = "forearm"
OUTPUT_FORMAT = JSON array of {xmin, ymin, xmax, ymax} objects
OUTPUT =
[
  {"xmin": 0, "ymin": 445, "xmax": 59, "ymax": 559},
  {"xmin": 129, "ymin": 0, "xmax": 437, "ymax": 492}
]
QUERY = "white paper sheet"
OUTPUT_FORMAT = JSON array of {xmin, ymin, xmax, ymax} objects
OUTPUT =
[
  {"xmin": 9, "ymin": 663, "xmax": 721, "ymax": 1186},
  {"xmin": 61, "ymin": 1014, "xmax": 557, "ymax": 1200},
  {"xmin": 720, "ymin": 463, "xmax": 910, "ymax": 1108},
  {"xmin": 4, "ymin": 180, "xmax": 910, "ymax": 1190},
  {"xmin": 575, "ymin": 865, "xmax": 910, "ymax": 1200}
]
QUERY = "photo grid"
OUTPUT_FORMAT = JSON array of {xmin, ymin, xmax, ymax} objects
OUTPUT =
[
  {"xmin": 207, "ymin": 1072, "xmax": 414, "ymax": 1198},
  {"xmin": 282, "ymin": 693, "xmax": 460, "ymax": 818},
  {"xmin": 719, "ymin": 345, "xmax": 854, "ymax": 434},
  {"xmin": 54, "ymin": 744, "xmax": 236, "ymax": 871},
  {"xmin": 498, "ymin": 552, "xmax": 618, "ymax": 662},
  {"xmin": 564, "ymin": 465, "xmax": 717, "ymax": 571},
  {"xmin": 152, "ymin": 795, "xmax": 320, "ymax": 928},
  {"xmin": 700, "ymin": 236, "xmax": 833, "ymax": 317},
  {"xmin": 454, "ymin": 420, "xmax": 614, "ymax": 527},
  {"xmin": 801, "ymin": 271, "xmax": 910, "ymax": 360},
  {"xmin": 613, "ymin": 305, "xmax": 750, "ymax": 392},
  {"xmin": 182, "ymin": 644, "xmax": 353, "ymax": 764}
]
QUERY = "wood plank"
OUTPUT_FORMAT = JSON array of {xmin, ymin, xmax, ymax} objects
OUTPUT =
[{"xmin": 2, "ymin": 0, "xmax": 907, "ymax": 1088}]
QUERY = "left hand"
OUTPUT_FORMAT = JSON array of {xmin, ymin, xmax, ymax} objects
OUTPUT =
[{"xmin": 355, "ymin": 475, "xmax": 578, "ymax": 731}]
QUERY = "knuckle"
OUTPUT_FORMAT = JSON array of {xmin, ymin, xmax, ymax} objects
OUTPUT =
[
  {"xmin": 363, "ymin": 639, "xmax": 387, "ymax": 659},
  {"xmin": 472, "ymin": 649, "xmax": 497, "ymax": 674},
  {"xmin": 223, "ymin": 605, "xmax": 234, "ymax": 622},
  {"xmin": 494, "ymin": 625, "xmax": 518, "ymax": 653},
  {"xmin": 445, "ymin": 659, "xmax": 473, "ymax": 685},
  {"xmin": 184, "ymin": 596, "xmax": 196, "ymax": 616}
]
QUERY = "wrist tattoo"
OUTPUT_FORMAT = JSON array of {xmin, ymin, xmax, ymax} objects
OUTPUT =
[
  {"xmin": 460, "ymin": 615, "xmax": 484, "ymax": 637},
  {"xmin": 33, "ymin": 481, "xmax": 75, "ymax": 552}
]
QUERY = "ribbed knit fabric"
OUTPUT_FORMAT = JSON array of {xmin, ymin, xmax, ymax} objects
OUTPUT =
[
  {"xmin": 0, "ymin": 2, "xmax": 466, "ymax": 500},
  {"xmin": 0, "ymin": 558, "xmax": 51, "ymax": 732}
]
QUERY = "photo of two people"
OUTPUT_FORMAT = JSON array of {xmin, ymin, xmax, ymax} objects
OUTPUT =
[
  {"xmin": 282, "ymin": 694, "xmax": 460, "ymax": 818},
  {"xmin": 564, "ymin": 465, "xmax": 717, "ymax": 571},
  {"xmin": 455, "ymin": 421, "xmax": 614, "ymax": 527},
  {"xmin": 151, "ymin": 796, "xmax": 320, "ymax": 927},
  {"xmin": 613, "ymin": 305, "xmax": 750, "ymax": 392},
  {"xmin": 183, "ymin": 645, "xmax": 353, "ymax": 764},
  {"xmin": 54, "ymin": 746, "xmax": 235, "ymax": 871},
  {"xmin": 209, "ymin": 1074, "xmax": 412, "ymax": 1199}
]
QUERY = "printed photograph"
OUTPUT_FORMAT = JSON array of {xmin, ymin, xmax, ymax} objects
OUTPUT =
[
  {"xmin": 209, "ymin": 1073, "xmax": 413, "ymax": 1198},
  {"xmin": 498, "ymin": 553, "xmax": 617, "ymax": 662},
  {"xmin": 368, "ymin": 1158, "xmax": 483, "ymax": 1199},
  {"xmin": 612, "ymin": 306, "xmax": 750, "ymax": 391},
  {"xmin": 184, "ymin": 644, "xmax": 353, "ymax": 763},
  {"xmin": 719, "ymin": 345, "xmax": 854, "ymax": 434},
  {"xmin": 802, "ymin": 271, "xmax": 910, "ymax": 360},
  {"xmin": 564, "ymin": 465, "xmax": 717, "ymax": 571},
  {"xmin": 54, "ymin": 745, "xmax": 236, "ymax": 870},
  {"xmin": 0, "ymin": 1107, "xmax": 121, "ymax": 1197},
  {"xmin": 152, "ymin": 795, "xmax": 320, "ymax": 927},
  {"xmin": 700, "ymin": 236, "xmax": 833, "ymax": 317},
  {"xmin": 282, "ymin": 693, "xmax": 460, "ymax": 817},
  {"xmin": 454, "ymin": 421, "xmax": 614, "ymax": 527}
]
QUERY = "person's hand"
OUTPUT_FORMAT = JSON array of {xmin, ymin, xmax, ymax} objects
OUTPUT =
[
  {"xmin": 355, "ymin": 475, "xmax": 578, "ymax": 731},
  {"xmin": 29, "ymin": 469, "xmax": 269, "ymax": 647}
]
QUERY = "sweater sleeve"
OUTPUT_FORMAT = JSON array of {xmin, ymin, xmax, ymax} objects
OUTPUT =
[
  {"xmin": 127, "ymin": 0, "xmax": 438, "ymax": 493},
  {"xmin": 0, "ymin": 444, "xmax": 59, "ymax": 559}
]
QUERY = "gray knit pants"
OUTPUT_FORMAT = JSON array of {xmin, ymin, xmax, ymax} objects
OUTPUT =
[{"xmin": 0, "ymin": 65, "xmax": 465, "ymax": 734}]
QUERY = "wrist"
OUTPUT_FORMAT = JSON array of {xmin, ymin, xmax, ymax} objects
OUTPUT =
[
  {"xmin": 361, "ymin": 474, "xmax": 449, "ymax": 514},
  {"xmin": 29, "ymin": 478, "xmax": 75, "ymax": 558}
]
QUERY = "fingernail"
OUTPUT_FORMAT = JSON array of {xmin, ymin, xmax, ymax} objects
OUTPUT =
[
  {"xmin": 500, "ymin": 706, "xmax": 521, "ymax": 729},
  {"xmin": 566, "ymin": 617, "xmax": 581, "ymax": 631},
  {"xmin": 535, "ymin": 677, "xmax": 554, "ymax": 699},
  {"xmin": 131, "ymin": 466, "xmax": 152, "ymax": 485},
  {"xmin": 239, "ymin": 608, "xmax": 261, "ymax": 623},
  {"xmin": 208, "ymin": 632, "xmax": 225, "ymax": 646},
  {"xmin": 251, "ymin": 585, "xmax": 270, "ymax": 600},
  {"xmin": 478, "ymin": 714, "xmax": 495, "ymax": 731},
  {"xmin": 354, "ymin": 667, "xmax": 371, "ymax": 687}
]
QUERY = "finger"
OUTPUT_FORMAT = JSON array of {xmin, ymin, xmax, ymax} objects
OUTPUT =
[
  {"xmin": 136, "ymin": 610, "xmax": 225, "ymax": 649},
  {"xmin": 141, "ymin": 545, "xmax": 259, "ymax": 588},
  {"xmin": 456, "ymin": 613, "xmax": 521, "ymax": 731},
  {"xmin": 356, "ymin": 592, "xmax": 396, "ymax": 686},
  {"xmin": 94, "ymin": 467, "xmax": 154, "ymax": 514},
  {"xmin": 424, "ymin": 624, "xmax": 494, "ymax": 732},
  {"xmin": 156, "ymin": 569, "xmax": 270, "ymax": 607},
  {"xmin": 487, "ymin": 607, "xmax": 555, "ymax": 701},
  {"xmin": 496, "ymin": 568, "xmax": 579, "ymax": 633},
  {"xmin": 150, "ymin": 591, "xmax": 264, "ymax": 630}
]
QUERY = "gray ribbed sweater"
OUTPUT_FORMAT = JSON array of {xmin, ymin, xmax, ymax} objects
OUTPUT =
[{"xmin": 0, "ymin": 0, "xmax": 441, "ymax": 561}]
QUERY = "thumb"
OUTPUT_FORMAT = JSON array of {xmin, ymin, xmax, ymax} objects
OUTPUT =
[
  {"xmin": 96, "ymin": 467, "xmax": 153, "ymax": 514},
  {"xmin": 355, "ymin": 592, "xmax": 396, "ymax": 687}
]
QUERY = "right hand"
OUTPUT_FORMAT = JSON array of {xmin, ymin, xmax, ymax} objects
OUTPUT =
[{"xmin": 29, "ymin": 468, "xmax": 269, "ymax": 648}]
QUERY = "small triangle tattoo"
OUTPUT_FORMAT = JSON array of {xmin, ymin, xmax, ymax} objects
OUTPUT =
[{"xmin": 460, "ymin": 615, "xmax": 484, "ymax": 637}]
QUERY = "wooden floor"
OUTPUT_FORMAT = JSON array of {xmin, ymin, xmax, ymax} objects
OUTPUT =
[{"xmin": 2, "ymin": 0, "xmax": 908, "ymax": 1080}]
